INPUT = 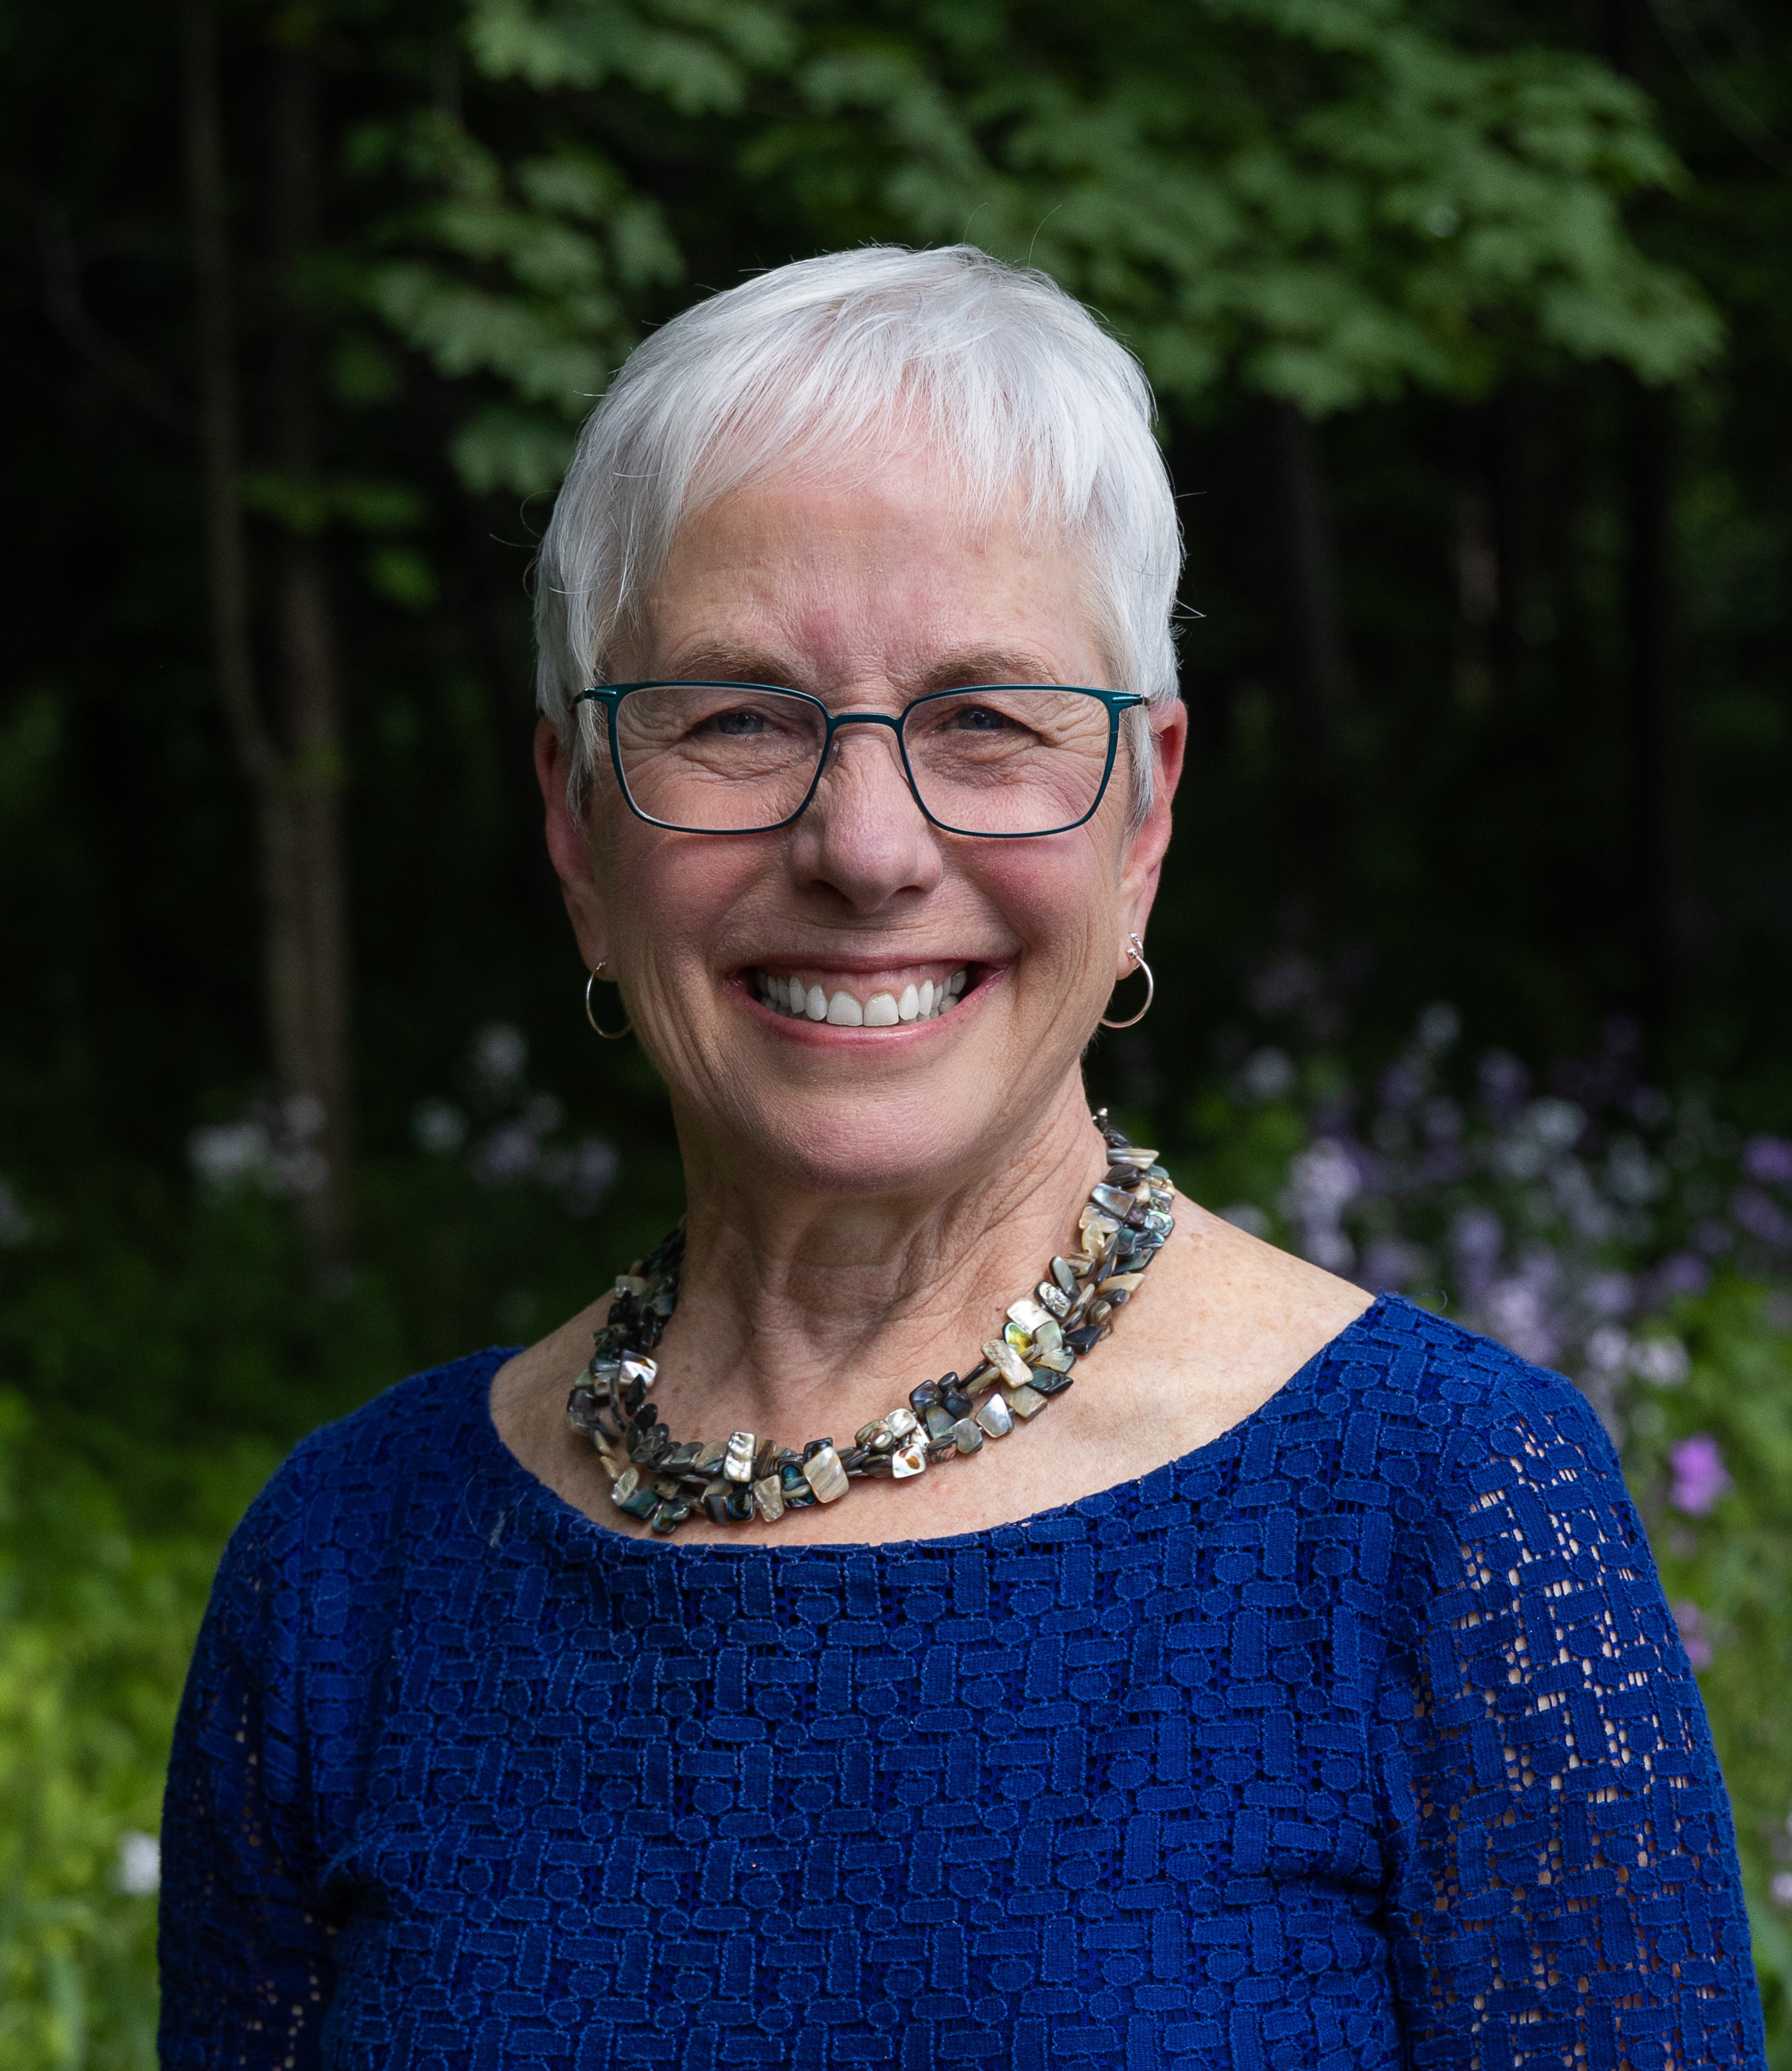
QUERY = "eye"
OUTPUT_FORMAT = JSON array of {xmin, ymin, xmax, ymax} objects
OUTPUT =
[
  {"xmin": 701, "ymin": 706, "xmax": 771, "ymax": 737},
  {"xmin": 948, "ymin": 703, "xmax": 1017, "ymax": 732}
]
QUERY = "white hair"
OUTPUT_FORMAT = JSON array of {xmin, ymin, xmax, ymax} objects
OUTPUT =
[{"xmin": 534, "ymin": 244, "xmax": 1182, "ymax": 815}]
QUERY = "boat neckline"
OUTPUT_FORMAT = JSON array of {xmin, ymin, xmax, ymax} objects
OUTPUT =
[{"xmin": 473, "ymin": 1292, "xmax": 1395, "ymax": 1563}]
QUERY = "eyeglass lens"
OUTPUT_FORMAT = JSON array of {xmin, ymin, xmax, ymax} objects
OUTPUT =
[{"xmin": 611, "ymin": 684, "xmax": 1115, "ymax": 835}]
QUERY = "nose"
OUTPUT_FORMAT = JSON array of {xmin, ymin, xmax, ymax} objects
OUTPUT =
[{"xmin": 788, "ymin": 714, "xmax": 942, "ymax": 910}]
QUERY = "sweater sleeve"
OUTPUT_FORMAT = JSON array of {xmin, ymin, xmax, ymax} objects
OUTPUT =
[
  {"xmin": 1375, "ymin": 1374, "xmax": 1765, "ymax": 2070},
  {"xmin": 158, "ymin": 1458, "xmax": 336, "ymax": 2068}
]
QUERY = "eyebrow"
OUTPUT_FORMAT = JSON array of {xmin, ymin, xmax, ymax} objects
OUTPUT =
[{"xmin": 645, "ymin": 642, "xmax": 1088, "ymax": 698}]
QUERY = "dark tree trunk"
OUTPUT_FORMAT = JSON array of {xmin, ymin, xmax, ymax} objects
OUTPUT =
[
  {"xmin": 1266, "ymin": 398, "xmax": 1347, "ymax": 751},
  {"xmin": 268, "ymin": 38, "xmax": 354, "ymax": 1258},
  {"xmin": 181, "ymin": 2, "xmax": 353, "ymax": 1262},
  {"xmin": 1489, "ymin": 388, "xmax": 1528, "ymax": 699},
  {"xmin": 1624, "ymin": 380, "xmax": 1697, "ymax": 1029}
]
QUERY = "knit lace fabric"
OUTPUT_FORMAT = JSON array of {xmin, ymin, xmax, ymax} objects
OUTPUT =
[{"xmin": 158, "ymin": 1295, "xmax": 1765, "ymax": 2069}]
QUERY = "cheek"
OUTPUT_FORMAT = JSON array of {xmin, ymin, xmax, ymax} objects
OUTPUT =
[
  {"xmin": 599, "ymin": 828, "xmax": 752, "ymax": 972},
  {"xmin": 976, "ymin": 839, "xmax": 1124, "ymax": 980}
]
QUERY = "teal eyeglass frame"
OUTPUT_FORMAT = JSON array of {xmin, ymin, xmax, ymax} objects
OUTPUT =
[{"xmin": 572, "ymin": 680, "xmax": 1147, "ymax": 838}]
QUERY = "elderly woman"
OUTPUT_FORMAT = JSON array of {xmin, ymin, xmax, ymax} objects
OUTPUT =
[{"xmin": 160, "ymin": 249, "xmax": 1763, "ymax": 2070}]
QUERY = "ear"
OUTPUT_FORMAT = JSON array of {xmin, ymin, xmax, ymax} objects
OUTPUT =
[
  {"xmin": 535, "ymin": 717, "xmax": 610, "ymax": 970},
  {"xmin": 1115, "ymin": 699, "xmax": 1187, "ymax": 973}
]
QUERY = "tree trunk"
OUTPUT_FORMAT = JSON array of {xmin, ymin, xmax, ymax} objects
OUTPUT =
[
  {"xmin": 1266, "ymin": 398, "xmax": 1347, "ymax": 750},
  {"xmin": 1624, "ymin": 380, "xmax": 1697, "ymax": 1030},
  {"xmin": 181, "ymin": 2, "xmax": 353, "ymax": 1262},
  {"xmin": 1264, "ymin": 398, "xmax": 1347, "ymax": 884},
  {"xmin": 269, "ymin": 37, "xmax": 354, "ymax": 1256}
]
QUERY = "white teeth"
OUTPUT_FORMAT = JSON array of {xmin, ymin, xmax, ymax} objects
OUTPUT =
[{"xmin": 758, "ymin": 967, "xmax": 969, "ymax": 1024}]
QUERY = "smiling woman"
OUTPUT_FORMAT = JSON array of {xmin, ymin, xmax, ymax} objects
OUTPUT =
[{"xmin": 158, "ymin": 250, "xmax": 1765, "ymax": 2070}]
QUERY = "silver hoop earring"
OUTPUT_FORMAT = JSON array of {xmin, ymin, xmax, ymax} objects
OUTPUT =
[
  {"xmin": 584, "ymin": 961, "xmax": 632, "ymax": 1041},
  {"xmin": 1099, "ymin": 933, "xmax": 1154, "ymax": 1030}
]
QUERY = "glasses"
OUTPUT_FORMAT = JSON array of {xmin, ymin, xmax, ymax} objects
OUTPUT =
[{"xmin": 574, "ymin": 681, "xmax": 1145, "ymax": 838}]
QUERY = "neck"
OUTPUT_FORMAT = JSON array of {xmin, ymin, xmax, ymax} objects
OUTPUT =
[{"xmin": 653, "ymin": 1076, "xmax": 1109, "ymax": 1441}]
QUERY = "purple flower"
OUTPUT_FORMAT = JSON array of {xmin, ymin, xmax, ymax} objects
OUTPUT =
[
  {"xmin": 1742, "ymin": 1134, "xmax": 1792, "ymax": 1187},
  {"xmin": 1667, "ymin": 1434, "xmax": 1731, "ymax": 1517},
  {"xmin": 1671, "ymin": 1600, "xmax": 1713, "ymax": 1670},
  {"xmin": 1651, "ymin": 1253, "xmax": 1710, "ymax": 1301},
  {"xmin": 1731, "ymin": 1187, "xmax": 1792, "ymax": 1249}
]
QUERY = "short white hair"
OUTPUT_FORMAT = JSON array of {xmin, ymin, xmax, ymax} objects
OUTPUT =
[{"xmin": 535, "ymin": 244, "xmax": 1182, "ymax": 813}]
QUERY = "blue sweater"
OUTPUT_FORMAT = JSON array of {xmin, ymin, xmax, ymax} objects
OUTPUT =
[{"xmin": 159, "ymin": 1295, "xmax": 1765, "ymax": 2069}]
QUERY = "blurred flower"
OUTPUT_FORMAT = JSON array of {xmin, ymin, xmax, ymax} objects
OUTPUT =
[
  {"xmin": 1671, "ymin": 1601, "xmax": 1712, "ymax": 1670},
  {"xmin": 188, "ymin": 1099, "xmax": 328, "ymax": 1199},
  {"xmin": 1483, "ymin": 1272, "xmax": 1562, "ymax": 1369},
  {"xmin": 1667, "ymin": 1434, "xmax": 1730, "ymax": 1516},
  {"xmin": 1416, "ymin": 1002, "xmax": 1460, "ymax": 1053},
  {"xmin": 412, "ymin": 1099, "xmax": 468, "ymax": 1155},
  {"xmin": 1742, "ymin": 1134, "xmax": 1792, "ymax": 1186},
  {"xmin": 1379, "ymin": 1057, "xmax": 1428, "ymax": 1112},
  {"xmin": 1450, "ymin": 1206, "xmax": 1504, "ymax": 1272},
  {"xmin": 1360, "ymin": 1237, "xmax": 1429, "ymax": 1289},
  {"xmin": 1422, "ymin": 1097, "xmax": 1462, "ymax": 1146},
  {"xmin": 1731, "ymin": 1186, "xmax": 1792, "ymax": 1249},
  {"xmin": 189, "ymin": 1119, "xmax": 273, "ymax": 1190},
  {"xmin": 0, "ymin": 1177, "xmax": 32, "ymax": 1247},
  {"xmin": 1651, "ymin": 1253, "xmax": 1710, "ymax": 1301},
  {"xmin": 1773, "ymin": 1872, "xmax": 1792, "ymax": 1910},
  {"xmin": 1477, "ymin": 1050, "xmax": 1530, "ymax": 1113},
  {"xmin": 1240, "ymin": 1047, "xmax": 1295, "ymax": 1102},
  {"xmin": 473, "ymin": 1119, "xmax": 541, "ymax": 1186},
  {"xmin": 114, "ymin": 1830, "xmax": 160, "ymax": 1895},
  {"xmin": 472, "ymin": 1022, "xmax": 528, "ymax": 1094},
  {"xmin": 539, "ymin": 1137, "xmax": 620, "ymax": 1216},
  {"xmin": 1283, "ymin": 1137, "xmax": 1362, "ymax": 1271},
  {"xmin": 1285, "ymin": 1138, "xmax": 1361, "ymax": 1220},
  {"xmin": 1247, "ymin": 953, "xmax": 1320, "ymax": 1018},
  {"xmin": 1630, "ymin": 1336, "xmax": 1690, "ymax": 1388},
  {"xmin": 1585, "ymin": 1326, "xmax": 1631, "ymax": 1377},
  {"xmin": 1604, "ymin": 1136, "xmax": 1662, "ymax": 1206}
]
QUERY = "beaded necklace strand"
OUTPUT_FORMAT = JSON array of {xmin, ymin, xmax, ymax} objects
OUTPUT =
[{"xmin": 566, "ymin": 1111, "xmax": 1174, "ymax": 1534}]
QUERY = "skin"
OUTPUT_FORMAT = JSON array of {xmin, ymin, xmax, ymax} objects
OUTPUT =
[{"xmin": 492, "ymin": 450, "xmax": 1371, "ymax": 1544}]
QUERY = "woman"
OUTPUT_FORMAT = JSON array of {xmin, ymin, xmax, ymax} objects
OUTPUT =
[{"xmin": 161, "ymin": 248, "xmax": 1764, "ymax": 2069}]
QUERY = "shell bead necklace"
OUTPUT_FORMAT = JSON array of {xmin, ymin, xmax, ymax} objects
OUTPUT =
[{"xmin": 565, "ymin": 1111, "xmax": 1175, "ymax": 1534}]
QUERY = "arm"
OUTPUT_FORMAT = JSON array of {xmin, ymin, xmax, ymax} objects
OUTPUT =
[
  {"xmin": 158, "ymin": 1476, "xmax": 336, "ymax": 2068},
  {"xmin": 1378, "ymin": 1378, "xmax": 1765, "ymax": 2069}
]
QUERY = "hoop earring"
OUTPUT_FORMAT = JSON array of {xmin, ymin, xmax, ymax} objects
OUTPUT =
[
  {"xmin": 1099, "ymin": 933, "xmax": 1154, "ymax": 1030},
  {"xmin": 584, "ymin": 962, "xmax": 632, "ymax": 1041}
]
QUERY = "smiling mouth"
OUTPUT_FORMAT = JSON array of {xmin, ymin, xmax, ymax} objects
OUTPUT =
[{"xmin": 751, "ymin": 964, "xmax": 972, "ymax": 1027}]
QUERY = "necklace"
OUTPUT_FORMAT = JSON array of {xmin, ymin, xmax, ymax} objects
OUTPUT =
[{"xmin": 566, "ymin": 1110, "xmax": 1175, "ymax": 1534}]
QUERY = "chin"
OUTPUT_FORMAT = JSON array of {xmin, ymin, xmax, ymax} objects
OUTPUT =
[{"xmin": 721, "ymin": 1077, "xmax": 1024, "ymax": 1200}]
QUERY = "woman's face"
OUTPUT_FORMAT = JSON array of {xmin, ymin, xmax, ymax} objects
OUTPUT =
[{"xmin": 539, "ymin": 451, "xmax": 1185, "ymax": 1197}]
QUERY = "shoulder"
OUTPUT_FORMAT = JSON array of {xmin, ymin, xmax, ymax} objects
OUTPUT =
[
  {"xmin": 217, "ymin": 1348, "xmax": 515, "ymax": 1606},
  {"xmin": 1301, "ymin": 1295, "xmax": 1634, "ymax": 1551},
  {"xmin": 1314, "ymin": 1293, "xmax": 1615, "ymax": 1450}
]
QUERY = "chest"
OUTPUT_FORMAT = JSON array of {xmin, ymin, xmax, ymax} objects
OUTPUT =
[{"xmin": 312, "ymin": 1512, "xmax": 1403, "ymax": 2069}]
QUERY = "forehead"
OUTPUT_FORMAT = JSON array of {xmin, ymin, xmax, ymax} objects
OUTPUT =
[{"xmin": 630, "ymin": 454, "xmax": 1109, "ymax": 694}]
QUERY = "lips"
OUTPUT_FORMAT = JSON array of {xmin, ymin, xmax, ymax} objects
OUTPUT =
[{"xmin": 752, "ymin": 965, "xmax": 970, "ymax": 1027}]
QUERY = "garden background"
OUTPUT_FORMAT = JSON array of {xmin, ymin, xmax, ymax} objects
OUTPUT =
[{"xmin": 3, "ymin": 0, "xmax": 1792, "ymax": 2058}]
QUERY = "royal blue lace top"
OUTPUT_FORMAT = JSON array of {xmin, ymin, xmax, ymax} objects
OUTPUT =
[{"xmin": 159, "ymin": 1294, "xmax": 1765, "ymax": 2070}]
